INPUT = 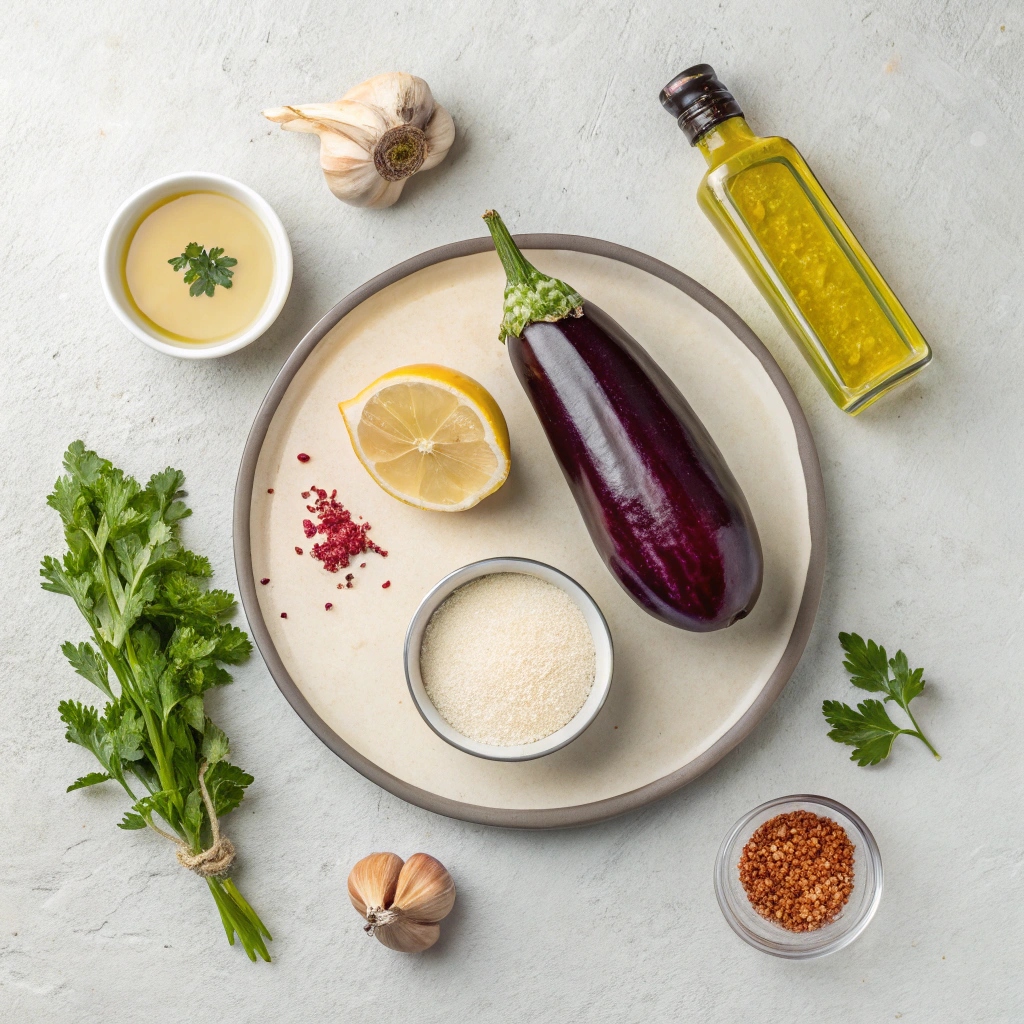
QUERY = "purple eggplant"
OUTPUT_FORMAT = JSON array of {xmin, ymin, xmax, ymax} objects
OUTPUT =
[{"xmin": 483, "ymin": 210, "xmax": 762, "ymax": 631}]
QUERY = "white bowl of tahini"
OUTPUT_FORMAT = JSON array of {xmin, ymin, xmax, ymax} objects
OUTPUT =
[
  {"xmin": 404, "ymin": 557, "xmax": 614, "ymax": 762},
  {"xmin": 99, "ymin": 172, "xmax": 292, "ymax": 359}
]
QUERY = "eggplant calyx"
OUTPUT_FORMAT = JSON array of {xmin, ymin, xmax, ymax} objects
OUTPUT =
[{"xmin": 483, "ymin": 209, "xmax": 583, "ymax": 342}]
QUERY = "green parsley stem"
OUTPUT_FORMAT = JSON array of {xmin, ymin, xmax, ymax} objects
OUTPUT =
[
  {"xmin": 905, "ymin": 706, "xmax": 941, "ymax": 760},
  {"xmin": 122, "ymin": 632, "xmax": 175, "ymax": 791}
]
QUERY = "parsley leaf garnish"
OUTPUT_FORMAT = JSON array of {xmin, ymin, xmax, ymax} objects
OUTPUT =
[
  {"xmin": 822, "ymin": 632, "xmax": 940, "ymax": 766},
  {"xmin": 42, "ymin": 442, "xmax": 271, "ymax": 961},
  {"xmin": 168, "ymin": 242, "xmax": 237, "ymax": 297}
]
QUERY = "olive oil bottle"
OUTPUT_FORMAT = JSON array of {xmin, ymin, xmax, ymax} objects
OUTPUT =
[{"xmin": 660, "ymin": 65, "xmax": 931, "ymax": 414}]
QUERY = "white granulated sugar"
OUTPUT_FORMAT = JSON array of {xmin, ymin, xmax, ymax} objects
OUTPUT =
[{"xmin": 420, "ymin": 572, "xmax": 596, "ymax": 746}]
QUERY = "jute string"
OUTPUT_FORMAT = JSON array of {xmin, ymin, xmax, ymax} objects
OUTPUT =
[{"xmin": 148, "ymin": 760, "xmax": 236, "ymax": 879}]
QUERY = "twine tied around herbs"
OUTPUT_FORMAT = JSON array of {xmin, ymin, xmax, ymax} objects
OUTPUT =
[{"xmin": 149, "ymin": 760, "xmax": 237, "ymax": 879}]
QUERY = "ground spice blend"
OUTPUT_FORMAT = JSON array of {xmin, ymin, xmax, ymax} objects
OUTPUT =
[
  {"xmin": 738, "ymin": 810, "xmax": 854, "ymax": 932},
  {"xmin": 302, "ymin": 486, "xmax": 387, "ymax": 574}
]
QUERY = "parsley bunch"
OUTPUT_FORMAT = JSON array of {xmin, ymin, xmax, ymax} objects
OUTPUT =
[
  {"xmin": 169, "ymin": 242, "xmax": 237, "ymax": 297},
  {"xmin": 822, "ymin": 632, "xmax": 940, "ymax": 766},
  {"xmin": 41, "ymin": 442, "xmax": 271, "ymax": 961}
]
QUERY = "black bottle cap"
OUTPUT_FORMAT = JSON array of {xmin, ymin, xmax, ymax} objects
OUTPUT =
[{"xmin": 660, "ymin": 64, "xmax": 744, "ymax": 144}]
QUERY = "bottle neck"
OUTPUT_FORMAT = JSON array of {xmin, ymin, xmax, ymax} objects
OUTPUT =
[{"xmin": 695, "ymin": 116, "xmax": 759, "ymax": 168}]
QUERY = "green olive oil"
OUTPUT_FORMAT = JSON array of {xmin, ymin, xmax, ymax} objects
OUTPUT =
[{"xmin": 661, "ymin": 65, "xmax": 931, "ymax": 414}]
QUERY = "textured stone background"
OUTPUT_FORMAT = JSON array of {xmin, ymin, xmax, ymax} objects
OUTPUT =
[{"xmin": 1, "ymin": 1, "xmax": 1021, "ymax": 1020}]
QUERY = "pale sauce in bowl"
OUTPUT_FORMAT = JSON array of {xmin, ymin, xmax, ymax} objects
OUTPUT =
[{"xmin": 124, "ymin": 191, "xmax": 274, "ymax": 343}]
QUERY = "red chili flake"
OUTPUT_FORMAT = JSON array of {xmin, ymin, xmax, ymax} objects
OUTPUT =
[
  {"xmin": 297, "ymin": 453, "xmax": 310, "ymax": 463},
  {"xmin": 295, "ymin": 546, "xmax": 303, "ymax": 555},
  {"xmin": 382, "ymin": 580, "xmax": 391, "ymax": 589},
  {"xmin": 267, "ymin": 488, "xmax": 274, "ymax": 494},
  {"xmin": 346, "ymin": 581, "xmax": 354, "ymax": 589},
  {"xmin": 336, "ymin": 583, "xmax": 343, "ymax": 589},
  {"xmin": 359, "ymin": 562, "xmax": 366, "ymax": 569},
  {"xmin": 345, "ymin": 573, "xmax": 354, "ymax": 581},
  {"xmin": 280, "ymin": 612, "xmax": 288, "ymax": 619},
  {"xmin": 325, "ymin": 602, "xmax": 333, "ymax": 611},
  {"xmin": 301, "ymin": 488, "xmax": 388, "ymax": 573},
  {"xmin": 301, "ymin": 491, "xmax": 310, "ymax": 499},
  {"xmin": 260, "ymin": 578, "xmax": 270, "ymax": 585}
]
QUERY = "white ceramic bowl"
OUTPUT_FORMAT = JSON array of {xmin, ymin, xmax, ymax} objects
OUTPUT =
[
  {"xmin": 99, "ymin": 172, "xmax": 293, "ymax": 359},
  {"xmin": 404, "ymin": 557, "xmax": 614, "ymax": 762}
]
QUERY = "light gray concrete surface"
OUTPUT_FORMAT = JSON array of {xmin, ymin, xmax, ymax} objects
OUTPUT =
[{"xmin": 1, "ymin": 1, "xmax": 1021, "ymax": 1020}]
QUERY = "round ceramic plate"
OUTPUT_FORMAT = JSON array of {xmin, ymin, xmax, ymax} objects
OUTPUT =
[{"xmin": 234, "ymin": 235, "xmax": 825, "ymax": 828}]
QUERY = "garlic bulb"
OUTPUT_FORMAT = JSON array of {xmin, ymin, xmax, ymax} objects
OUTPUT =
[
  {"xmin": 348, "ymin": 852, "xmax": 456, "ymax": 952},
  {"xmin": 263, "ymin": 73, "xmax": 455, "ymax": 208}
]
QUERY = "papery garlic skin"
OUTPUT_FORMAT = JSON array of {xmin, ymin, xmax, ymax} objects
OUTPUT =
[
  {"xmin": 373, "ymin": 916, "xmax": 440, "ymax": 954},
  {"xmin": 392, "ymin": 853, "xmax": 456, "ymax": 923},
  {"xmin": 347, "ymin": 851, "xmax": 403, "ymax": 918},
  {"xmin": 347, "ymin": 852, "xmax": 456, "ymax": 953},
  {"xmin": 263, "ymin": 73, "xmax": 455, "ymax": 208}
]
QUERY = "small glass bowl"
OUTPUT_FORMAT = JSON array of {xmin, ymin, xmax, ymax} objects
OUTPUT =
[{"xmin": 714, "ymin": 794, "xmax": 882, "ymax": 959}]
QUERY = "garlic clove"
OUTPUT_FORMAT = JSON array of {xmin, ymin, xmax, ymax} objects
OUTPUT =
[
  {"xmin": 347, "ymin": 852, "xmax": 404, "ymax": 919},
  {"xmin": 420, "ymin": 105, "xmax": 456, "ymax": 172},
  {"xmin": 366, "ymin": 180, "xmax": 408, "ymax": 210},
  {"xmin": 373, "ymin": 918, "xmax": 441, "ymax": 954},
  {"xmin": 341, "ymin": 73, "xmax": 434, "ymax": 130},
  {"xmin": 392, "ymin": 852, "xmax": 456, "ymax": 924},
  {"xmin": 322, "ymin": 156, "xmax": 393, "ymax": 207}
]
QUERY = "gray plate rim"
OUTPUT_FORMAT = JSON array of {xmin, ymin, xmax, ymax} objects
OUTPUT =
[{"xmin": 232, "ymin": 233, "xmax": 827, "ymax": 830}]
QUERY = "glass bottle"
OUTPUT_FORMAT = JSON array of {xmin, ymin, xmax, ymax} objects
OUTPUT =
[{"xmin": 660, "ymin": 65, "xmax": 931, "ymax": 414}]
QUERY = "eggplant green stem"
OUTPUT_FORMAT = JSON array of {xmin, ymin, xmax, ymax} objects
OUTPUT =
[{"xmin": 482, "ymin": 210, "xmax": 583, "ymax": 342}]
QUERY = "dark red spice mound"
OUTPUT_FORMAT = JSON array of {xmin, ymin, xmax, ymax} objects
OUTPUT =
[{"xmin": 303, "ymin": 486, "xmax": 387, "ymax": 574}]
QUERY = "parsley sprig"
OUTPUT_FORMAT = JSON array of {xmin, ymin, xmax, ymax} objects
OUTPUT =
[
  {"xmin": 41, "ymin": 442, "xmax": 271, "ymax": 961},
  {"xmin": 822, "ymin": 633, "xmax": 940, "ymax": 766},
  {"xmin": 169, "ymin": 242, "xmax": 237, "ymax": 297}
]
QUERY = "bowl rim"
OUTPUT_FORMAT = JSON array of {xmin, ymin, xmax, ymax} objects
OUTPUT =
[
  {"xmin": 714, "ymin": 793, "xmax": 884, "ymax": 959},
  {"xmin": 403, "ymin": 556, "xmax": 614, "ymax": 762},
  {"xmin": 98, "ymin": 171, "xmax": 293, "ymax": 360}
]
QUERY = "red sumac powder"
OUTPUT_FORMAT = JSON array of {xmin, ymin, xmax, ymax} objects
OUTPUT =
[
  {"xmin": 738, "ymin": 810, "xmax": 854, "ymax": 932},
  {"xmin": 302, "ymin": 487, "xmax": 387, "ymax": 574}
]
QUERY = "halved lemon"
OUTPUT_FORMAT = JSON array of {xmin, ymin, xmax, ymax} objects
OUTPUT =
[{"xmin": 339, "ymin": 364, "xmax": 511, "ymax": 512}]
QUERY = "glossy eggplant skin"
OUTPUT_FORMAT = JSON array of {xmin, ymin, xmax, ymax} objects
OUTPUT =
[{"xmin": 508, "ymin": 303, "xmax": 763, "ymax": 631}]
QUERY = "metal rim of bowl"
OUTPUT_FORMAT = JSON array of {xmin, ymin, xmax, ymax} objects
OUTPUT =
[
  {"xmin": 233, "ymin": 232, "xmax": 828, "ymax": 829},
  {"xmin": 714, "ymin": 794, "xmax": 884, "ymax": 959},
  {"xmin": 98, "ymin": 171, "xmax": 294, "ymax": 360},
  {"xmin": 403, "ymin": 556, "xmax": 615, "ymax": 762}
]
